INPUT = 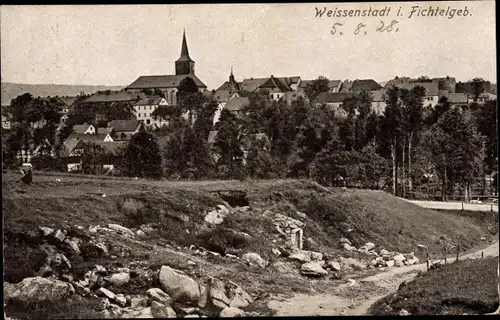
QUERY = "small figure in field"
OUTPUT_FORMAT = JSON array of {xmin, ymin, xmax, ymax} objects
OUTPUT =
[{"xmin": 19, "ymin": 164, "xmax": 33, "ymax": 184}]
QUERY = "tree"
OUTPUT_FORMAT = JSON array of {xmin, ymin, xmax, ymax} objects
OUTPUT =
[
  {"xmin": 177, "ymin": 77, "xmax": 204, "ymax": 126},
  {"xmin": 244, "ymin": 134, "xmax": 273, "ymax": 179},
  {"xmin": 471, "ymin": 78, "xmax": 485, "ymax": 103},
  {"xmin": 193, "ymin": 98, "xmax": 218, "ymax": 141},
  {"xmin": 359, "ymin": 142, "xmax": 389, "ymax": 189},
  {"xmin": 214, "ymin": 109, "xmax": 244, "ymax": 178},
  {"xmin": 81, "ymin": 142, "xmax": 107, "ymax": 175},
  {"xmin": 304, "ymin": 76, "xmax": 330, "ymax": 102},
  {"xmin": 121, "ymin": 127, "xmax": 163, "ymax": 179}
]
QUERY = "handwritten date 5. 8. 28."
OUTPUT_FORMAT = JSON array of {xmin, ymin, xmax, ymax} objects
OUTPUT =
[{"xmin": 331, "ymin": 20, "xmax": 399, "ymax": 35}]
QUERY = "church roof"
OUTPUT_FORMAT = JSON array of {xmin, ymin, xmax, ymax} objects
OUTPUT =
[
  {"xmin": 82, "ymin": 91, "xmax": 145, "ymax": 103},
  {"xmin": 126, "ymin": 74, "xmax": 207, "ymax": 90},
  {"xmin": 239, "ymin": 78, "xmax": 269, "ymax": 92},
  {"xmin": 176, "ymin": 30, "xmax": 193, "ymax": 62}
]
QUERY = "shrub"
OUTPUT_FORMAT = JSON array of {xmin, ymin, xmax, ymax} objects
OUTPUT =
[
  {"xmin": 4, "ymin": 245, "xmax": 47, "ymax": 283},
  {"xmin": 5, "ymin": 296, "xmax": 102, "ymax": 319}
]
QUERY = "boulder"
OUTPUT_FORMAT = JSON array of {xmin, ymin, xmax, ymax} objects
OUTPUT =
[
  {"xmin": 159, "ymin": 266, "xmax": 200, "ymax": 304},
  {"xmin": 4, "ymin": 277, "xmax": 75, "ymax": 302},
  {"xmin": 310, "ymin": 251, "xmax": 323, "ymax": 261},
  {"xmin": 136, "ymin": 230, "xmax": 147, "ymax": 238},
  {"xmin": 242, "ymin": 252, "xmax": 267, "ymax": 268},
  {"xmin": 327, "ymin": 261, "xmax": 341, "ymax": 271},
  {"xmin": 272, "ymin": 248, "xmax": 281, "ymax": 256},
  {"xmin": 382, "ymin": 254, "xmax": 392, "ymax": 261},
  {"xmin": 185, "ymin": 315, "xmax": 200, "ymax": 318},
  {"xmin": 300, "ymin": 261, "xmax": 328, "ymax": 277},
  {"xmin": 399, "ymin": 309, "xmax": 411, "ymax": 316},
  {"xmin": 53, "ymin": 229, "xmax": 66, "ymax": 242},
  {"xmin": 393, "ymin": 254, "xmax": 406, "ymax": 267},
  {"xmin": 135, "ymin": 307, "xmax": 154, "ymax": 318},
  {"xmin": 340, "ymin": 237, "xmax": 352, "ymax": 245},
  {"xmin": 97, "ymin": 287, "xmax": 116, "ymax": 300},
  {"xmin": 228, "ymin": 285, "xmax": 252, "ymax": 309},
  {"xmin": 115, "ymin": 294, "xmax": 127, "ymax": 307},
  {"xmin": 219, "ymin": 307, "xmax": 245, "ymax": 317},
  {"xmin": 379, "ymin": 249, "xmax": 390, "ymax": 256},
  {"xmin": 108, "ymin": 272, "xmax": 131, "ymax": 286},
  {"xmin": 404, "ymin": 257, "xmax": 420, "ymax": 266},
  {"xmin": 209, "ymin": 278, "xmax": 231, "ymax": 310},
  {"xmin": 39, "ymin": 226, "xmax": 54, "ymax": 237},
  {"xmin": 404, "ymin": 252, "xmax": 415, "ymax": 260},
  {"xmin": 289, "ymin": 250, "xmax": 311, "ymax": 263},
  {"xmin": 364, "ymin": 242, "xmax": 376, "ymax": 251},
  {"xmin": 481, "ymin": 236, "xmax": 486, "ymax": 241},
  {"xmin": 64, "ymin": 239, "xmax": 81, "ymax": 254},
  {"xmin": 131, "ymin": 295, "xmax": 149, "ymax": 308},
  {"xmin": 342, "ymin": 243, "xmax": 357, "ymax": 251},
  {"xmin": 385, "ymin": 260, "xmax": 395, "ymax": 268},
  {"xmin": 151, "ymin": 301, "xmax": 177, "ymax": 318},
  {"xmin": 146, "ymin": 288, "xmax": 172, "ymax": 305},
  {"xmin": 107, "ymin": 224, "xmax": 135, "ymax": 237}
]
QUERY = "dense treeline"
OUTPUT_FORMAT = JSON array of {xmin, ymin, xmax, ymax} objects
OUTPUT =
[{"xmin": 2, "ymin": 77, "xmax": 497, "ymax": 201}]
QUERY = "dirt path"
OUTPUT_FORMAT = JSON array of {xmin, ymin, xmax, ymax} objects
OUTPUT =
[{"xmin": 267, "ymin": 241, "xmax": 499, "ymax": 316}]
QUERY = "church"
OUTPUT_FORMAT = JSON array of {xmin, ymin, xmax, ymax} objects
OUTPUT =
[{"xmin": 125, "ymin": 31, "xmax": 207, "ymax": 105}]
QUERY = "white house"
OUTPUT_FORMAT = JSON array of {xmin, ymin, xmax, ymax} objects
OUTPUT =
[
  {"xmin": 133, "ymin": 96, "xmax": 169, "ymax": 128},
  {"xmin": 73, "ymin": 123, "xmax": 96, "ymax": 135}
]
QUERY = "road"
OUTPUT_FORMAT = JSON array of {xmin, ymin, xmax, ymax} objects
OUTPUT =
[
  {"xmin": 267, "ymin": 240, "xmax": 499, "ymax": 316},
  {"xmin": 403, "ymin": 199, "xmax": 498, "ymax": 212}
]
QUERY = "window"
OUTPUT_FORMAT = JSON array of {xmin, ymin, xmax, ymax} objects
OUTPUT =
[{"xmin": 146, "ymin": 119, "xmax": 151, "ymax": 125}]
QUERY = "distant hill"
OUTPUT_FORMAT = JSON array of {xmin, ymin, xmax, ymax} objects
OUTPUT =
[{"xmin": 1, "ymin": 82, "xmax": 125, "ymax": 106}]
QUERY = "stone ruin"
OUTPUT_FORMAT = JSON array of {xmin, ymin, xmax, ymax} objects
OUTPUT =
[{"xmin": 269, "ymin": 212, "xmax": 305, "ymax": 250}]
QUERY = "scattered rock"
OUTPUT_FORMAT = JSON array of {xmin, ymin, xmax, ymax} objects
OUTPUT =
[
  {"xmin": 131, "ymin": 296, "xmax": 149, "ymax": 308},
  {"xmin": 135, "ymin": 307, "xmax": 154, "ymax": 318},
  {"xmin": 108, "ymin": 272, "xmax": 131, "ymax": 286},
  {"xmin": 404, "ymin": 252, "xmax": 415, "ymax": 260},
  {"xmin": 379, "ymin": 249, "xmax": 390, "ymax": 256},
  {"xmin": 339, "ymin": 237, "xmax": 352, "ymax": 245},
  {"xmin": 97, "ymin": 287, "xmax": 116, "ymax": 300},
  {"xmin": 94, "ymin": 265, "xmax": 107, "ymax": 274},
  {"xmin": 107, "ymin": 224, "xmax": 135, "ymax": 237},
  {"xmin": 53, "ymin": 229, "xmax": 66, "ymax": 242},
  {"xmin": 300, "ymin": 261, "xmax": 328, "ymax": 277},
  {"xmin": 136, "ymin": 230, "xmax": 147, "ymax": 238},
  {"xmin": 399, "ymin": 309, "xmax": 411, "ymax": 316},
  {"xmin": 39, "ymin": 226, "xmax": 54, "ymax": 237},
  {"xmin": 147, "ymin": 288, "xmax": 172, "ymax": 306},
  {"xmin": 115, "ymin": 294, "xmax": 127, "ymax": 307},
  {"xmin": 481, "ymin": 236, "xmax": 486, "ymax": 241},
  {"xmin": 289, "ymin": 250, "xmax": 311, "ymax": 263},
  {"xmin": 4, "ymin": 277, "xmax": 75, "ymax": 303},
  {"xmin": 385, "ymin": 260, "xmax": 395, "ymax": 268},
  {"xmin": 209, "ymin": 278, "xmax": 231, "ymax": 310},
  {"xmin": 159, "ymin": 266, "xmax": 200, "ymax": 304},
  {"xmin": 342, "ymin": 243, "xmax": 357, "ymax": 251},
  {"xmin": 272, "ymin": 248, "xmax": 281, "ymax": 256},
  {"xmin": 228, "ymin": 283, "xmax": 253, "ymax": 309},
  {"xmin": 310, "ymin": 251, "xmax": 323, "ymax": 261},
  {"xmin": 219, "ymin": 307, "xmax": 245, "ymax": 317},
  {"xmin": 242, "ymin": 252, "xmax": 267, "ymax": 268},
  {"xmin": 151, "ymin": 301, "xmax": 177, "ymax": 318},
  {"xmin": 393, "ymin": 254, "xmax": 406, "ymax": 267},
  {"xmin": 327, "ymin": 261, "xmax": 341, "ymax": 271},
  {"xmin": 64, "ymin": 239, "xmax": 81, "ymax": 254},
  {"xmin": 416, "ymin": 244, "xmax": 428, "ymax": 249}
]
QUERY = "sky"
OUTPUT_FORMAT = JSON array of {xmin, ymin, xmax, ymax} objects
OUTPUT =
[{"xmin": 0, "ymin": 2, "xmax": 496, "ymax": 90}]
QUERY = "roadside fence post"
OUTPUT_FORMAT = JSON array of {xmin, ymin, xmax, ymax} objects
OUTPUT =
[
  {"xmin": 426, "ymin": 252, "xmax": 430, "ymax": 271},
  {"xmin": 482, "ymin": 251, "xmax": 484, "ymax": 259},
  {"xmin": 461, "ymin": 202, "xmax": 464, "ymax": 211},
  {"xmin": 444, "ymin": 245, "xmax": 447, "ymax": 265},
  {"xmin": 456, "ymin": 245, "xmax": 460, "ymax": 263}
]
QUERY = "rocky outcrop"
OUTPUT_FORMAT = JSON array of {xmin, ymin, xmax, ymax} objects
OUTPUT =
[
  {"xmin": 300, "ymin": 261, "xmax": 328, "ymax": 277},
  {"xmin": 219, "ymin": 307, "xmax": 245, "ymax": 317},
  {"xmin": 242, "ymin": 252, "xmax": 267, "ymax": 268},
  {"xmin": 107, "ymin": 224, "xmax": 135, "ymax": 238}
]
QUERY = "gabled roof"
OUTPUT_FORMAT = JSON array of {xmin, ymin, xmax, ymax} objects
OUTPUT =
[
  {"xmin": 73, "ymin": 124, "xmax": 93, "ymax": 134},
  {"xmin": 94, "ymin": 141, "xmax": 128, "ymax": 156},
  {"xmin": 314, "ymin": 92, "xmax": 354, "ymax": 104},
  {"xmin": 126, "ymin": 75, "xmax": 207, "ymax": 90},
  {"xmin": 57, "ymin": 96, "xmax": 79, "ymax": 107},
  {"xmin": 63, "ymin": 138, "xmax": 85, "ymax": 156},
  {"xmin": 134, "ymin": 96, "xmax": 165, "ymax": 106},
  {"xmin": 259, "ymin": 76, "xmax": 301, "ymax": 92},
  {"xmin": 225, "ymin": 97, "xmax": 250, "ymax": 112},
  {"xmin": 68, "ymin": 133, "xmax": 109, "ymax": 142},
  {"xmin": 239, "ymin": 78, "xmax": 269, "ymax": 92},
  {"xmin": 97, "ymin": 127, "xmax": 114, "ymax": 135},
  {"xmin": 395, "ymin": 82, "xmax": 439, "ymax": 96},
  {"xmin": 351, "ymin": 79, "xmax": 382, "ymax": 92},
  {"xmin": 328, "ymin": 80, "xmax": 342, "ymax": 89},
  {"xmin": 213, "ymin": 90, "xmax": 234, "ymax": 103},
  {"xmin": 108, "ymin": 119, "xmax": 141, "ymax": 132},
  {"xmin": 82, "ymin": 91, "xmax": 145, "ymax": 103}
]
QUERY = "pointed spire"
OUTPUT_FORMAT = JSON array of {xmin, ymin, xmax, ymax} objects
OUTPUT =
[
  {"xmin": 230, "ymin": 66, "xmax": 234, "ymax": 77},
  {"xmin": 178, "ymin": 29, "xmax": 192, "ymax": 61}
]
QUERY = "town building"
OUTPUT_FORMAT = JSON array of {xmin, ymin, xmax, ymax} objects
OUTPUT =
[
  {"xmin": 312, "ymin": 92, "xmax": 353, "ymax": 118},
  {"xmin": 125, "ymin": 31, "xmax": 207, "ymax": 105},
  {"xmin": 370, "ymin": 90, "xmax": 387, "ymax": 115},
  {"xmin": 107, "ymin": 119, "xmax": 145, "ymax": 141},
  {"xmin": 133, "ymin": 96, "xmax": 170, "ymax": 128},
  {"xmin": 73, "ymin": 123, "xmax": 96, "ymax": 135}
]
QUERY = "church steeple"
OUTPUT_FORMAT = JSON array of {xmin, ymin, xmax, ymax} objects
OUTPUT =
[
  {"xmin": 229, "ymin": 66, "xmax": 235, "ymax": 83},
  {"xmin": 175, "ymin": 30, "xmax": 195, "ymax": 75}
]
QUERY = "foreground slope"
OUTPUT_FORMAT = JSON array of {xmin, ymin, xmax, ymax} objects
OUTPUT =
[{"xmin": 2, "ymin": 172, "xmax": 498, "ymax": 318}]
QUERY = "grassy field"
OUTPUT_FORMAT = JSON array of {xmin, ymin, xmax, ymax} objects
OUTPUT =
[{"xmin": 368, "ymin": 256, "xmax": 499, "ymax": 315}]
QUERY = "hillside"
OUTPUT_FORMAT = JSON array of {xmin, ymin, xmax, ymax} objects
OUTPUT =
[
  {"xmin": 368, "ymin": 256, "xmax": 499, "ymax": 315},
  {"xmin": 1, "ymin": 82, "xmax": 125, "ymax": 105},
  {"xmin": 3, "ymin": 172, "xmax": 498, "ymax": 318}
]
